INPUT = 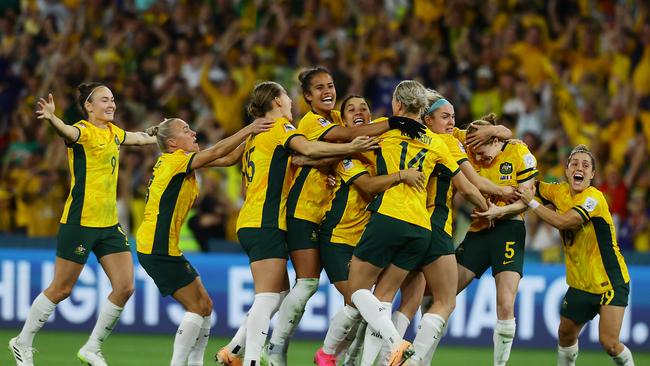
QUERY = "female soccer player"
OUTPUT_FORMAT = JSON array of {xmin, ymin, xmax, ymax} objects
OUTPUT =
[
  {"xmin": 137, "ymin": 116, "xmax": 273, "ymax": 366},
  {"xmin": 266, "ymin": 67, "xmax": 424, "ymax": 365},
  {"xmin": 219, "ymin": 81, "xmax": 379, "ymax": 366},
  {"xmin": 305, "ymin": 95, "xmax": 426, "ymax": 366},
  {"xmin": 383, "ymin": 91, "xmax": 517, "ymax": 365},
  {"xmin": 346, "ymin": 80, "xmax": 487, "ymax": 366},
  {"xmin": 455, "ymin": 114, "xmax": 538, "ymax": 366},
  {"xmin": 516, "ymin": 145, "xmax": 635, "ymax": 366},
  {"xmin": 10, "ymin": 83, "xmax": 157, "ymax": 366}
]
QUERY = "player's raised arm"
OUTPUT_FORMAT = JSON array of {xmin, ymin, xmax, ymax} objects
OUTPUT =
[{"xmin": 36, "ymin": 93, "xmax": 80, "ymax": 144}]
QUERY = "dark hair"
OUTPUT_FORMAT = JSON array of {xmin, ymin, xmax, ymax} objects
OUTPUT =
[
  {"xmin": 247, "ymin": 81, "xmax": 284, "ymax": 118},
  {"xmin": 340, "ymin": 95, "xmax": 367, "ymax": 119},
  {"xmin": 77, "ymin": 82, "xmax": 105, "ymax": 118},
  {"xmin": 298, "ymin": 66, "xmax": 331, "ymax": 104},
  {"xmin": 567, "ymin": 144, "xmax": 596, "ymax": 171}
]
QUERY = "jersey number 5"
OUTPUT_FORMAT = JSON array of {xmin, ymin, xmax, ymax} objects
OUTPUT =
[
  {"xmin": 399, "ymin": 142, "xmax": 428, "ymax": 170},
  {"xmin": 244, "ymin": 147, "xmax": 255, "ymax": 183}
]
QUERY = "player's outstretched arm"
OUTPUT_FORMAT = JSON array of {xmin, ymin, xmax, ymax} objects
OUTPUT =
[
  {"xmin": 36, "ymin": 93, "xmax": 80, "ymax": 144},
  {"xmin": 191, "ymin": 118, "xmax": 274, "ymax": 170}
]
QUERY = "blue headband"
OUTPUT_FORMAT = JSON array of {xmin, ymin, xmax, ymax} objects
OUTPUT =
[{"xmin": 424, "ymin": 98, "xmax": 450, "ymax": 115}]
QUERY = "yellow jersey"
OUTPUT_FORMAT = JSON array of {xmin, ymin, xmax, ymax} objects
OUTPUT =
[
  {"xmin": 537, "ymin": 182, "xmax": 630, "ymax": 293},
  {"xmin": 368, "ymin": 129, "xmax": 460, "ymax": 230},
  {"xmin": 287, "ymin": 110, "xmax": 342, "ymax": 224},
  {"xmin": 469, "ymin": 142, "xmax": 538, "ymax": 232},
  {"xmin": 60, "ymin": 120, "xmax": 126, "ymax": 227},
  {"xmin": 236, "ymin": 118, "xmax": 303, "ymax": 231},
  {"xmin": 321, "ymin": 153, "xmax": 375, "ymax": 247},
  {"xmin": 427, "ymin": 134, "xmax": 469, "ymax": 236},
  {"xmin": 136, "ymin": 149, "xmax": 199, "ymax": 256}
]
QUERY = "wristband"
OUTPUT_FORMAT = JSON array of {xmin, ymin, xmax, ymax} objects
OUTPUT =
[{"xmin": 528, "ymin": 200, "xmax": 540, "ymax": 209}]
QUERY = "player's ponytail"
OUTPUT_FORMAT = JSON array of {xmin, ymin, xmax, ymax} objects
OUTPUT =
[{"xmin": 146, "ymin": 118, "xmax": 178, "ymax": 151}]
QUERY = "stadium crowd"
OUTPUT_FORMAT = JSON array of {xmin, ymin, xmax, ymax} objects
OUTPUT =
[{"xmin": 0, "ymin": 0, "xmax": 649, "ymax": 255}]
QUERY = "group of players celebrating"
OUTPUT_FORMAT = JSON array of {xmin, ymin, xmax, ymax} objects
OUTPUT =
[{"xmin": 8, "ymin": 66, "xmax": 634, "ymax": 366}]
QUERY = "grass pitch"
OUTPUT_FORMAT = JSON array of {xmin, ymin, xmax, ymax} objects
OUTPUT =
[{"xmin": 1, "ymin": 329, "xmax": 648, "ymax": 365}]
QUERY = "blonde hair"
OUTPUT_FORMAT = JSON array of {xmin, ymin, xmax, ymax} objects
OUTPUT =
[
  {"xmin": 145, "ymin": 118, "xmax": 180, "ymax": 151},
  {"xmin": 393, "ymin": 80, "xmax": 428, "ymax": 115},
  {"xmin": 422, "ymin": 88, "xmax": 446, "ymax": 118}
]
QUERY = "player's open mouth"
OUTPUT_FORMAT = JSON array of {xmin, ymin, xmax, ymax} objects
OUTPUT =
[
  {"xmin": 353, "ymin": 117, "xmax": 364, "ymax": 125},
  {"xmin": 573, "ymin": 173, "xmax": 584, "ymax": 183},
  {"xmin": 322, "ymin": 96, "xmax": 333, "ymax": 104}
]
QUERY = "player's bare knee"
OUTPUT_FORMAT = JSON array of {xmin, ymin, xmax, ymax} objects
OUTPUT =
[
  {"xmin": 599, "ymin": 334, "xmax": 619, "ymax": 356},
  {"xmin": 496, "ymin": 299, "xmax": 514, "ymax": 319},
  {"xmin": 46, "ymin": 285, "xmax": 73, "ymax": 303},
  {"xmin": 558, "ymin": 326, "xmax": 577, "ymax": 345},
  {"xmin": 200, "ymin": 296, "xmax": 213, "ymax": 317}
]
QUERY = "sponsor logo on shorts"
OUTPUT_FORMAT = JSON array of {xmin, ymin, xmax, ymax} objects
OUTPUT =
[
  {"xmin": 74, "ymin": 245, "xmax": 87, "ymax": 256},
  {"xmin": 310, "ymin": 230, "xmax": 318, "ymax": 242}
]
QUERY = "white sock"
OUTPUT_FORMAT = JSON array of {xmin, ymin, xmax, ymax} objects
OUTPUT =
[
  {"xmin": 269, "ymin": 278, "xmax": 318, "ymax": 349},
  {"xmin": 423, "ymin": 321, "xmax": 448, "ymax": 364},
  {"xmin": 171, "ymin": 312, "xmax": 204, "ymax": 366},
  {"xmin": 493, "ymin": 318, "xmax": 516, "ymax": 366},
  {"xmin": 85, "ymin": 300, "xmax": 123, "ymax": 351},
  {"xmin": 323, "ymin": 304, "xmax": 360, "ymax": 355},
  {"xmin": 352, "ymin": 290, "xmax": 401, "ymax": 347},
  {"xmin": 226, "ymin": 314, "xmax": 247, "ymax": 356},
  {"xmin": 557, "ymin": 342, "xmax": 578, "ymax": 366},
  {"xmin": 243, "ymin": 292, "xmax": 281, "ymax": 365},
  {"xmin": 336, "ymin": 317, "xmax": 361, "ymax": 357},
  {"xmin": 612, "ymin": 345, "xmax": 635, "ymax": 366},
  {"xmin": 17, "ymin": 293, "xmax": 57, "ymax": 346},
  {"xmin": 420, "ymin": 296, "xmax": 433, "ymax": 314},
  {"xmin": 412, "ymin": 313, "xmax": 445, "ymax": 360},
  {"xmin": 343, "ymin": 319, "xmax": 366, "ymax": 363},
  {"xmin": 378, "ymin": 311, "xmax": 411, "ymax": 363},
  {"xmin": 188, "ymin": 315, "xmax": 212, "ymax": 366},
  {"xmin": 360, "ymin": 301, "xmax": 392, "ymax": 366}
]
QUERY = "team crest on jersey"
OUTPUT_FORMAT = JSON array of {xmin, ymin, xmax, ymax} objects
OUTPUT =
[
  {"xmin": 343, "ymin": 158, "xmax": 354, "ymax": 171},
  {"xmin": 73, "ymin": 245, "xmax": 87, "ymax": 256},
  {"xmin": 283, "ymin": 123, "xmax": 296, "ymax": 131},
  {"xmin": 583, "ymin": 197, "xmax": 598, "ymax": 212},
  {"xmin": 500, "ymin": 162, "xmax": 513, "ymax": 175},
  {"xmin": 318, "ymin": 118, "xmax": 331, "ymax": 127}
]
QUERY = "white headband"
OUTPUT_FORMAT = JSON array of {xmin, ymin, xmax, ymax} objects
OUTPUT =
[{"xmin": 84, "ymin": 86, "xmax": 103, "ymax": 104}]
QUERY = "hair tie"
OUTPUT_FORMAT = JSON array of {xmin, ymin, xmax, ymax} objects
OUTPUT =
[{"xmin": 424, "ymin": 98, "xmax": 450, "ymax": 115}]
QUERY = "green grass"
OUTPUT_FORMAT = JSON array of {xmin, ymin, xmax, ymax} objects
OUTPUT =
[{"xmin": 1, "ymin": 329, "xmax": 648, "ymax": 365}]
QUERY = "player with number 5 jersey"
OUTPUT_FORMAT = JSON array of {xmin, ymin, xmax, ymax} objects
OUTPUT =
[
  {"xmin": 517, "ymin": 145, "xmax": 634, "ymax": 366},
  {"xmin": 458, "ymin": 113, "xmax": 539, "ymax": 366},
  {"xmin": 10, "ymin": 83, "xmax": 158, "ymax": 366}
]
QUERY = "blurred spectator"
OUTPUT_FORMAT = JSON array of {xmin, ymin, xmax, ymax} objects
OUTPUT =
[{"xmin": 0, "ymin": 0, "xmax": 648, "ymax": 257}]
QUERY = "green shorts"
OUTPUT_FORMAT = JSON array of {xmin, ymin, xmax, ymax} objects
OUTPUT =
[
  {"xmin": 353, "ymin": 213, "xmax": 431, "ymax": 271},
  {"xmin": 455, "ymin": 220, "xmax": 526, "ymax": 278},
  {"xmin": 420, "ymin": 224, "xmax": 455, "ymax": 266},
  {"xmin": 560, "ymin": 282, "xmax": 630, "ymax": 325},
  {"xmin": 137, "ymin": 253, "xmax": 198, "ymax": 296},
  {"xmin": 237, "ymin": 227, "xmax": 288, "ymax": 263},
  {"xmin": 57, "ymin": 223, "xmax": 130, "ymax": 264},
  {"xmin": 320, "ymin": 240, "xmax": 354, "ymax": 283},
  {"xmin": 287, "ymin": 217, "xmax": 320, "ymax": 251}
]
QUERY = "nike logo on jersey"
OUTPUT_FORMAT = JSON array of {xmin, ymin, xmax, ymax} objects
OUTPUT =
[{"xmin": 503, "ymin": 260, "xmax": 514, "ymax": 265}]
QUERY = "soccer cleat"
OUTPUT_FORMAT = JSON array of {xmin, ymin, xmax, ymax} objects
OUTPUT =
[
  {"xmin": 8, "ymin": 337, "xmax": 36, "ymax": 366},
  {"xmin": 387, "ymin": 340, "xmax": 414, "ymax": 366},
  {"xmin": 215, "ymin": 347, "xmax": 243, "ymax": 366},
  {"xmin": 77, "ymin": 345, "xmax": 107, "ymax": 366},
  {"xmin": 313, "ymin": 347, "xmax": 337, "ymax": 366}
]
